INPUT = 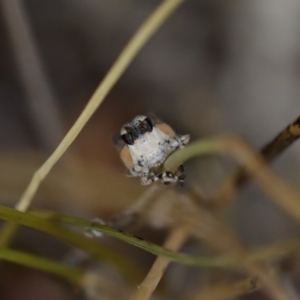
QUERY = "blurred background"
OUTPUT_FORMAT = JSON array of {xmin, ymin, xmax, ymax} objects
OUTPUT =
[{"xmin": 0, "ymin": 0, "xmax": 300, "ymax": 299}]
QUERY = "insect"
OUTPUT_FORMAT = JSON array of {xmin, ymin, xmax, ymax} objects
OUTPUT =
[{"xmin": 113, "ymin": 114, "xmax": 190, "ymax": 185}]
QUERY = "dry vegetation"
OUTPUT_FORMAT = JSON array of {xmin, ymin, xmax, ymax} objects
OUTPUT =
[{"xmin": 0, "ymin": 1, "xmax": 300, "ymax": 300}]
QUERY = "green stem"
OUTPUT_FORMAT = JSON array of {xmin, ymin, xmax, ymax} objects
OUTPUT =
[
  {"xmin": 164, "ymin": 138, "xmax": 222, "ymax": 172},
  {"xmin": 0, "ymin": 247, "xmax": 81, "ymax": 283},
  {"xmin": 39, "ymin": 211, "xmax": 300, "ymax": 268},
  {"xmin": 51, "ymin": 213, "xmax": 234, "ymax": 267},
  {"xmin": 0, "ymin": 205, "xmax": 139, "ymax": 280},
  {"xmin": 1, "ymin": 205, "xmax": 299, "ymax": 270}
]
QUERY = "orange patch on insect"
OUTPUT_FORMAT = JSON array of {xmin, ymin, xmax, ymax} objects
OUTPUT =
[
  {"xmin": 120, "ymin": 146, "xmax": 134, "ymax": 169},
  {"xmin": 156, "ymin": 123, "xmax": 175, "ymax": 138}
]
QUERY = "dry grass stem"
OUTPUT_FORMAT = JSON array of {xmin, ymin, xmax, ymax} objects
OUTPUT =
[
  {"xmin": 225, "ymin": 136, "xmax": 300, "ymax": 224},
  {"xmin": 187, "ymin": 198, "xmax": 293, "ymax": 300},
  {"xmin": 212, "ymin": 115, "xmax": 300, "ymax": 211},
  {"xmin": 131, "ymin": 224, "xmax": 191, "ymax": 300},
  {"xmin": 8, "ymin": 0, "xmax": 185, "ymax": 213},
  {"xmin": 166, "ymin": 135, "xmax": 300, "ymax": 224},
  {"xmin": 186, "ymin": 276, "xmax": 262, "ymax": 300},
  {"xmin": 214, "ymin": 137, "xmax": 300, "ymax": 299},
  {"xmin": 241, "ymin": 261, "xmax": 294, "ymax": 300}
]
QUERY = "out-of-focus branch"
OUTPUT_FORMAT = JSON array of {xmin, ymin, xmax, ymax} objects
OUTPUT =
[
  {"xmin": 186, "ymin": 276, "xmax": 261, "ymax": 300},
  {"xmin": 185, "ymin": 192, "xmax": 295, "ymax": 300},
  {"xmin": 131, "ymin": 224, "xmax": 191, "ymax": 300},
  {"xmin": 165, "ymin": 135, "xmax": 300, "ymax": 224},
  {"xmin": 211, "ymin": 115, "xmax": 300, "ymax": 211}
]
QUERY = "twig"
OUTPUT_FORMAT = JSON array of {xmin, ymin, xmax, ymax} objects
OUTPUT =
[
  {"xmin": 131, "ymin": 224, "xmax": 191, "ymax": 300},
  {"xmin": 211, "ymin": 115, "xmax": 300, "ymax": 211},
  {"xmin": 164, "ymin": 135, "xmax": 300, "ymax": 224},
  {"xmin": 186, "ymin": 276, "xmax": 261, "ymax": 300},
  {"xmin": 164, "ymin": 137, "xmax": 300, "ymax": 299},
  {"xmin": 0, "ymin": 0, "xmax": 185, "ymax": 245},
  {"xmin": 185, "ymin": 193, "xmax": 295, "ymax": 300}
]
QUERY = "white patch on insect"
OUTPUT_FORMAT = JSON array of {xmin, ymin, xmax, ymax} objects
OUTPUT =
[{"xmin": 115, "ymin": 115, "xmax": 190, "ymax": 185}]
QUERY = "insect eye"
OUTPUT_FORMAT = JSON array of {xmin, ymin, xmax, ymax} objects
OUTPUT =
[
  {"xmin": 140, "ymin": 118, "xmax": 153, "ymax": 133},
  {"xmin": 121, "ymin": 132, "xmax": 134, "ymax": 145}
]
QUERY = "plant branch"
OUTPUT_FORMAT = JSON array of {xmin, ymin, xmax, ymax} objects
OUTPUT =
[
  {"xmin": 212, "ymin": 115, "xmax": 300, "ymax": 211},
  {"xmin": 131, "ymin": 225, "xmax": 191, "ymax": 300},
  {"xmin": 0, "ymin": 205, "xmax": 139, "ymax": 280},
  {"xmin": 30, "ymin": 209, "xmax": 300, "ymax": 268},
  {"xmin": 164, "ymin": 135, "xmax": 300, "ymax": 224}
]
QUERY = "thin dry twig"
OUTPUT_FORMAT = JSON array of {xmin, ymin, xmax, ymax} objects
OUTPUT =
[
  {"xmin": 226, "ymin": 135, "xmax": 300, "ymax": 224},
  {"xmin": 190, "ymin": 202, "xmax": 293, "ymax": 300},
  {"xmin": 125, "ymin": 187, "xmax": 296, "ymax": 300},
  {"xmin": 242, "ymin": 261, "xmax": 294, "ymax": 300},
  {"xmin": 0, "ymin": 0, "xmax": 185, "ymax": 245},
  {"xmin": 184, "ymin": 193, "xmax": 295, "ymax": 300},
  {"xmin": 211, "ymin": 115, "xmax": 300, "ymax": 211},
  {"xmin": 131, "ymin": 224, "xmax": 191, "ymax": 300},
  {"xmin": 186, "ymin": 276, "xmax": 262, "ymax": 300},
  {"xmin": 165, "ymin": 135, "xmax": 300, "ymax": 224}
]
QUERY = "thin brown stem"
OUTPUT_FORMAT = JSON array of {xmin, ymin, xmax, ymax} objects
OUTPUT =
[
  {"xmin": 165, "ymin": 135, "xmax": 300, "ymax": 224},
  {"xmin": 186, "ymin": 276, "xmax": 261, "ymax": 300},
  {"xmin": 211, "ymin": 115, "xmax": 300, "ymax": 211},
  {"xmin": 183, "ymin": 192, "xmax": 295, "ymax": 300},
  {"xmin": 131, "ymin": 224, "xmax": 191, "ymax": 300}
]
